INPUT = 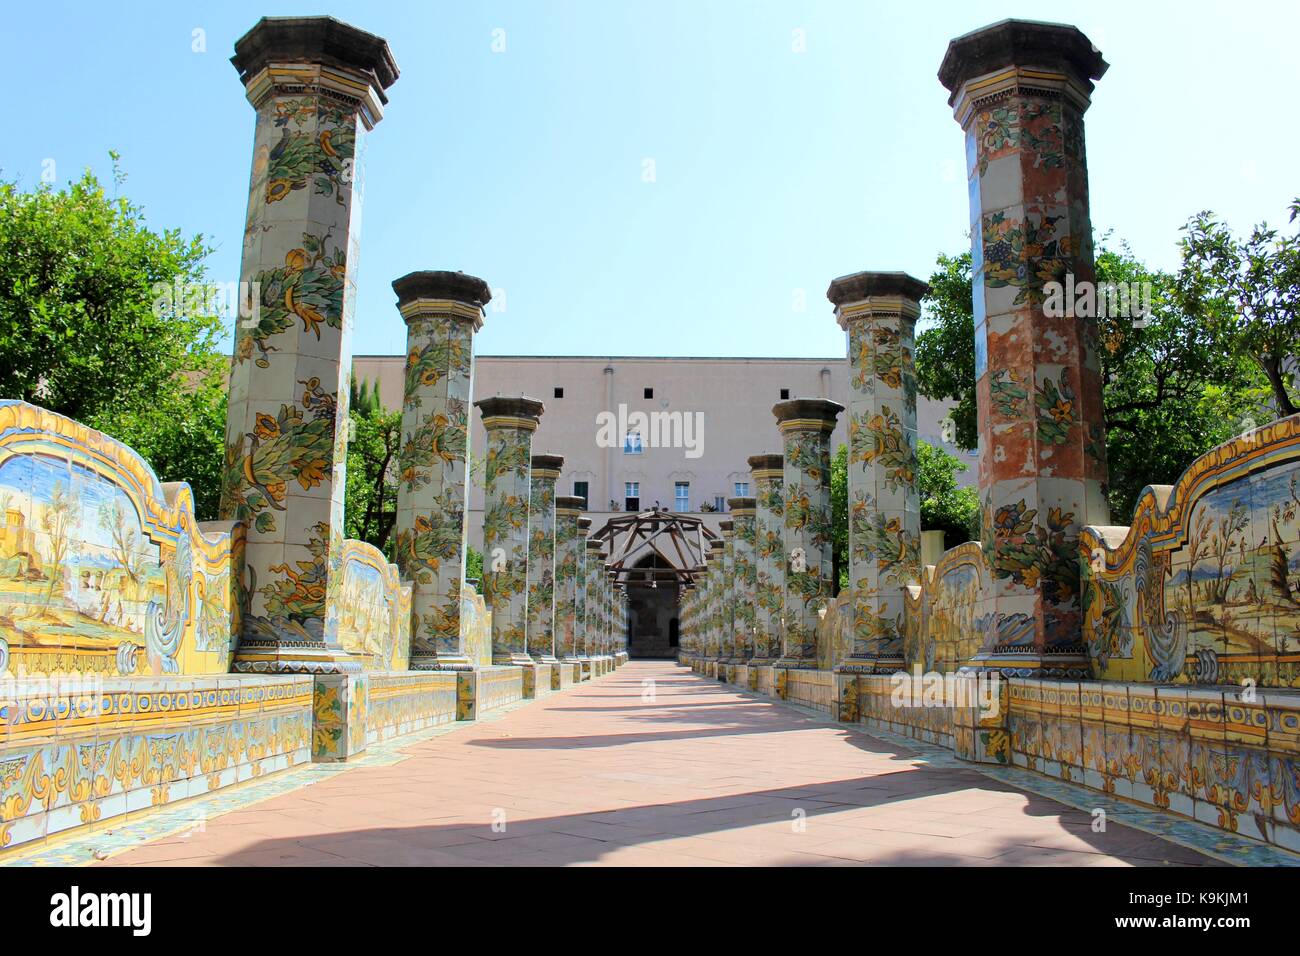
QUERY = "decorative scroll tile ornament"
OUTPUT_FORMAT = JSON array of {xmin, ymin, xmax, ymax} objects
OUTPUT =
[
  {"xmin": 774, "ymin": 399, "xmax": 843, "ymax": 668},
  {"xmin": 749, "ymin": 454, "xmax": 785, "ymax": 663},
  {"xmin": 525, "ymin": 455, "xmax": 563, "ymax": 663},
  {"xmin": 830, "ymin": 272, "xmax": 928, "ymax": 674},
  {"xmin": 939, "ymin": 19, "xmax": 1109, "ymax": 677},
  {"xmin": 223, "ymin": 17, "xmax": 399, "ymax": 674},
  {"xmin": 475, "ymin": 397, "xmax": 544, "ymax": 666},
  {"xmin": 391, "ymin": 271, "xmax": 488, "ymax": 670}
]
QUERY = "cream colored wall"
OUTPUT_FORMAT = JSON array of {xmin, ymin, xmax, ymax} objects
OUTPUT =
[{"xmin": 352, "ymin": 354, "xmax": 973, "ymax": 552}]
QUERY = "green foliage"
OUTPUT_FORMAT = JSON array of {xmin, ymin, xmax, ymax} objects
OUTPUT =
[
  {"xmin": 465, "ymin": 545, "xmax": 484, "ymax": 586},
  {"xmin": 344, "ymin": 378, "xmax": 401, "ymax": 556},
  {"xmin": 1177, "ymin": 200, "xmax": 1300, "ymax": 416},
  {"xmin": 1097, "ymin": 242, "xmax": 1268, "ymax": 519},
  {"xmin": 830, "ymin": 444, "xmax": 847, "ymax": 591},
  {"xmin": 914, "ymin": 252, "xmax": 977, "ymax": 449},
  {"xmin": 0, "ymin": 159, "xmax": 229, "ymax": 518},
  {"xmin": 917, "ymin": 440, "xmax": 980, "ymax": 549},
  {"xmin": 912, "ymin": 238, "xmax": 1270, "ymax": 523}
]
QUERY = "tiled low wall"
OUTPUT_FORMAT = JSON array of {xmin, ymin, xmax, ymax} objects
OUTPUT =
[
  {"xmin": 367, "ymin": 671, "xmax": 458, "ymax": 745},
  {"xmin": 0, "ymin": 675, "xmax": 313, "ymax": 853},
  {"xmin": 783, "ymin": 668, "xmax": 835, "ymax": 715},
  {"xmin": 1009, "ymin": 679, "xmax": 1300, "ymax": 853},
  {"xmin": 477, "ymin": 666, "xmax": 526, "ymax": 714}
]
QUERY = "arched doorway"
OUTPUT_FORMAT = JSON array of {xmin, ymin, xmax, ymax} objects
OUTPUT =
[{"xmin": 589, "ymin": 507, "xmax": 715, "ymax": 660}]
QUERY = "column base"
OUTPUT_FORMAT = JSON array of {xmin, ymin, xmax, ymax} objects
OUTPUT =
[
  {"xmin": 409, "ymin": 654, "xmax": 476, "ymax": 672},
  {"xmin": 965, "ymin": 647, "xmax": 1091, "ymax": 680},
  {"xmin": 836, "ymin": 655, "xmax": 904, "ymax": 675},
  {"xmin": 233, "ymin": 639, "xmax": 361, "ymax": 675}
]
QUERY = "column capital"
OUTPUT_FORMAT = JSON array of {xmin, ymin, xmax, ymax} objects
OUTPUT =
[
  {"xmin": 773, "ymin": 398, "xmax": 843, "ymax": 434},
  {"xmin": 577, "ymin": 517, "xmax": 592, "ymax": 532},
  {"xmin": 827, "ymin": 271, "xmax": 928, "ymax": 328},
  {"xmin": 475, "ymin": 395, "xmax": 544, "ymax": 431},
  {"xmin": 939, "ymin": 19, "xmax": 1107, "ymax": 126},
  {"xmin": 719, "ymin": 520, "xmax": 734, "ymax": 536},
  {"xmin": 708, "ymin": 539, "xmax": 725, "ymax": 555},
  {"xmin": 747, "ymin": 453, "xmax": 784, "ymax": 480},
  {"xmin": 393, "ymin": 271, "xmax": 490, "ymax": 329},
  {"xmin": 232, "ymin": 16, "xmax": 399, "ymax": 126},
  {"xmin": 556, "ymin": 495, "xmax": 585, "ymax": 515},
  {"xmin": 531, "ymin": 454, "xmax": 565, "ymax": 479},
  {"xmin": 727, "ymin": 496, "xmax": 756, "ymax": 516}
]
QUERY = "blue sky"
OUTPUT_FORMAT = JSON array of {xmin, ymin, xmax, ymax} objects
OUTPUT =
[{"xmin": 4, "ymin": 1, "xmax": 1297, "ymax": 359}]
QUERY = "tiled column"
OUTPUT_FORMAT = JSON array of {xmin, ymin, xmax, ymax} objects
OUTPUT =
[
  {"xmin": 575, "ymin": 519, "xmax": 592, "ymax": 670},
  {"xmin": 829, "ymin": 272, "xmax": 927, "ymax": 674},
  {"xmin": 391, "ymin": 271, "xmax": 487, "ymax": 671},
  {"xmin": 749, "ymin": 455, "xmax": 784, "ymax": 664},
  {"xmin": 526, "ymin": 454, "xmax": 564, "ymax": 663},
  {"xmin": 940, "ymin": 20, "xmax": 1109, "ymax": 675},
  {"xmin": 553, "ymin": 496, "xmax": 584, "ymax": 663},
  {"xmin": 728, "ymin": 497, "xmax": 757, "ymax": 661},
  {"xmin": 774, "ymin": 399, "xmax": 844, "ymax": 667},
  {"xmin": 583, "ymin": 537, "xmax": 603, "ymax": 672},
  {"xmin": 717, "ymin": 520, "xmax": 735, "ymax": 663},
  {"xmin": 223, "ymin": 17, "xmax": 398, "ymax": 674},
  {"xmin": 705, "ymin": 539, "xmax": 725, "ymax": 663},
  {"xmin": 476, "ymin": 396, "xmax": 544, "ymax": 667}
]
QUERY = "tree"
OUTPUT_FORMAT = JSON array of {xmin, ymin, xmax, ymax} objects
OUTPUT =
[
  {"xmin": 831, "ymin": 444, "xmax": 847, "ymax": 591},
  {"xmin": 916, "ymin": 440, "xmax": 980, "ymax": 550},
  {"xmin": 0, "ymin": 159, "xmax": 228, "ymax": 518},
  {"xmin": 914, "ymin": 252, "xmax": 977, "ymax": 449},
  {"xmin": 913, "ymin": 241, "xmax": 1268, "ymax": 521},
  {"xmin": 343, "ymin": 379, "xmax": 401, "ymax": 555},
  {"xmin": 1177, "ymin": 200, "xmax": 1300, "ymax": 416}
]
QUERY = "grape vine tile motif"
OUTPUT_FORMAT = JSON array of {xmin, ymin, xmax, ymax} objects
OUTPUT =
[
  {"xmin": 980, "ymin": 211, "xmax": 1075, "ymax": 307},
  {"xmin": 851, "ymin": 405, "xmax": 916, "ymax": 493},
  {"xmin": 237, "ymin": 231, "xmax": 346, "ymax": 368},
  {"xmin": 222, "ymin": 377, "xmax": 337, "ymax": 535},
  {"xmin": 989, "ymin": 368, "xmax": 1029, "ymax": 419},
  {"xmin": 265, "ymin": 98, "xmax": 356, "ymax": 207},
  {"xmin": 260, "ymin": 521, "xmax": 330, "ymax": 626},
  {"xmin": 981, "ymin": 496, "xmax": 1079, "ymax": 606},
  {"xmin": 398, "ymin": 399, "xmax": 468, "ymax": 490}
]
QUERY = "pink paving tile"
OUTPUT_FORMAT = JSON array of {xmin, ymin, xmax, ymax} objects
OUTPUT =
[{"xmin": 97, "ymin": 662, "xmax": 1225, "ymax": 867}]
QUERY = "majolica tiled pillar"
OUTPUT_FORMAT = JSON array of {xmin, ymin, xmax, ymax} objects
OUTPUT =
[
  {"xmin": 223, "ymin": 17, "xmax": 398, "ymax": 674},
  {"xmin": 391, "ymin": 271, "xmax": 487, "ymax": 671},
  {"xmin": 728, "ymin": 497, "xmax": 758, "ymax": 661},
  {"xmin": 718, "ymin": 520, "xmax": 735, "ymax": 663},
  {"xmin": 476, "ymin": 396, "xmax": 544, "ymax": 666},
  {"xmin": 940, "ymin": 21, "xmax": 1109, "ymax": 673},
  {"xmin": 705, "ymin": 538, "xmax": 725, "ymax": 662},
  {"xmin": 774, "ymin": 400, "xmax": 843, "ymax": 667},
  {"xmin": 583, "ymin": 537, "xmax": 603, "ymax": 664},
  {"xmin": 526, "ymin": 454, "xmax": 563, "ymax": 663},
  {"xmin": 749, "ymin": 455, "xmax": 784, "ymax": 663},
  {"xmin": 553, "ymin": 496, "xmax": 584, "ymax": 663},
  {"xmin": 829, "ymin": 272, "xmax": 927, "ymax": 674}
]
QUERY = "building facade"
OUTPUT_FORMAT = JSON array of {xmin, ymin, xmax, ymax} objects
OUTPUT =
[{"xmin": 352, "ymin": 354, "xmax": 971, "ymax": 551}]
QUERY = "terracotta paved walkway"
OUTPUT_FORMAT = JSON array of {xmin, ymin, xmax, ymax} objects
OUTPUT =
[{"xmin": 98, "ymin": 662, "xmax": 1221, "ymax": 866}]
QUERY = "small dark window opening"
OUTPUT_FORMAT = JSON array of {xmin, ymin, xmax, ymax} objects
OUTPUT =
[
  {"xmin": 625, "ymin": 496, "xmax": 640, "ymax": 512},
  {"xmin": 780, "ymin": 388, "xmax": 790, "ymax": 399},
  {"xmin": 643, "ymin": 387, "xmax": 654, "ymax": 399},
  {"xmin": 554, "ymin": 387, "xmax": 564, "ymax": 398},
  {"xmin": 574, "ymin": 481, "xmax": 589, "ymax": 509}
]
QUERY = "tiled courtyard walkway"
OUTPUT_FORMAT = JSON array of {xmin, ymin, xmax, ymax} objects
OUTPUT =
[{"xmin": 97, "ymin": 662, "xmax": 1223, "ymax": 866}]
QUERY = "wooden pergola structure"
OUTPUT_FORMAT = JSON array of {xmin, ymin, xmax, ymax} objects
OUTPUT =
[{"xmin": 589, "ymin": 507, "xmax": 719, "ymax": 589}]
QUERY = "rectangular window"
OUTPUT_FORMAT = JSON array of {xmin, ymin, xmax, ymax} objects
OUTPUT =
[
  {"xmin": 714, "ymin": 495, "xmax": 726, "ymax": 512},
  {"xmin": 623, "ymin": 432, "xmax": 643, "ymax": 455},
  {"xmin": 733, "ymin": 481, "xmax": 749, "ymax": 498},
  {"xmin": 674, "ymin": 481, "xmax": 690, "ymax": 512},
  {"xmin": 779, "ymin": 388, "xmax": 790, "ymax": 400},
  {"xmin": 573, "ymin": 481, "xmax": 588, "ymax": 509},
  {"xmin": 644, "ymin": 387, "xmax": 654, "ymax": 399},
  {"xmin": 625, "ymin": 481, "xmax": 640, "ymax": 513},
  {"xmin": 553, "ymin": 386, "xmax": 564, "ymax": 398}
]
